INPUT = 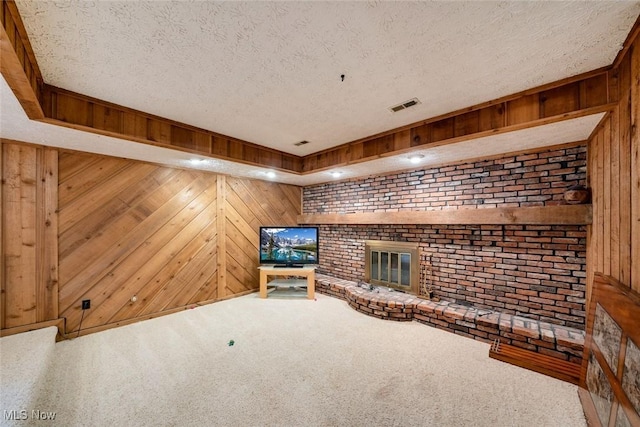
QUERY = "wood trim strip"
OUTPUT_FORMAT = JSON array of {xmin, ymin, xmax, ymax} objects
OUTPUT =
[
  {"xmin": 612, "ymin": 16, "xmax": 640, "ymax": 69},
  {"xmin": 216, "ymin": 176, "xmax": 227, "ymax": 299},
  {"xmin": 0, "ymin": 141, "xmax": 3, "ymax": 330},
  {"xmin": 0, "ymin": 318, "xmax": 64, "ymax": 339},
  {"xmin": 298, "ymin": 205, "xmax": 592, "ymax": 226},
  {"xmin": 59, "ymin": 289, "xmax": 255, "ymax": 339},
  {"xmin": 631, "ymin": 40, "xmax": 640, "ymax": 293},
  {"xmin": 35, "ymin": 147, "xmax": 58, "ymax": 322}
]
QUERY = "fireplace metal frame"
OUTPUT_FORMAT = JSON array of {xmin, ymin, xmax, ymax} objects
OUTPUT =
[{"xmin": 364, "ymin": 240, "xmax": 419, "ymax": 294}]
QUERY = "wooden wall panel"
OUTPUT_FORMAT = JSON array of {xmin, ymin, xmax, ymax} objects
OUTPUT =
[
  {"xmin": 46, "ymin": 151, "xmax": 302, "ymax": 336},
  {"xmin": 630, "ymin": 42, "xmax": 640, "ymax": 293},
  {"xmin": 221, "ymin": 176, "xmax": 301, "ymax": 296},
  {"xmin": 1, "ymin": 142, "xmax": 58, "ymax": 329},
  {"xmin": 587, "ymin": 32, "xmax": 639, "ymax": 301},
  {"xmin": 58, "ymin": 153, "xmax": 221, "ymax": 333}
]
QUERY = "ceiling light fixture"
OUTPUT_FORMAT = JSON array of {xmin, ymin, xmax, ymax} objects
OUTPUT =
[
  {"xmin": 408, "ymin": 154, "xmax": 425, "ymax": 164},
  {"xmin": 330, "ymin": 171, "xmax": 343, "ymax": 178},
  {"xmin": 265, "ymin": 171, "xmax": 276, "ymax": 179}
]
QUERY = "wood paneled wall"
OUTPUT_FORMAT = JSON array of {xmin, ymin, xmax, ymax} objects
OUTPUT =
[
  {"xmin": 220, "ymin": 177, "xmax": 301, "ymax": 296},
  {"xmin": 1, "ymin": 141, "xmax": 301, "ymax": 336},
  {"xmin": 1, "ymin": 142, "xmax": 58, "ymax": 330},
  {"xmin": 586, "ymin": 31, "xmax": 640, "ymax": 297}
]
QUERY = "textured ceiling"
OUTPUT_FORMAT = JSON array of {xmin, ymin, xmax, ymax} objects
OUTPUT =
[{"xmin": 14, "ymin": 1, "xmax": 640, "ymax": 156}]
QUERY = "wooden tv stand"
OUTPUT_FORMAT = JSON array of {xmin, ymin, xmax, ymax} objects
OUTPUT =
[{"xmin": 259, "ymin": 266, "xmax": 316, "ymax": 299}]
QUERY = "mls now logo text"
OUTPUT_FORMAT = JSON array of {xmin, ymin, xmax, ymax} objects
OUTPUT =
[{"xmin": 4, "ymin": 410, "xmax": 57, "ymax": 421}]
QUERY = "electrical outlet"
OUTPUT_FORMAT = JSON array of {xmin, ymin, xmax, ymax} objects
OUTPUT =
[{"xmin": 82, "ymin": 299, "xmax": 91, "ymax": 310}]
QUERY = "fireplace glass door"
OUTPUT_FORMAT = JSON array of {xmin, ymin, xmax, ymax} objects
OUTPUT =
[{"xmin": 365, "ymin": 240, "xmax": 419, "ymax": 294}]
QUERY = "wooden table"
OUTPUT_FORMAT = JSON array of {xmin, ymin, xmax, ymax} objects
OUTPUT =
[{"xmin": 259, "ymin": 266, "xmax": 316, "ymax": 299}]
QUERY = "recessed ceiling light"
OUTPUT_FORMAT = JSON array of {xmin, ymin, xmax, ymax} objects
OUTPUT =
[
  {"xmin": 265, "ymin": 171, "xmax": 276, "ymax": 179},
  {"xmin": 189, "ymin": 158, "xmax": 207, "ymax": 165},
  {"xmin": 330, "ymin": 171, "xmax": 343, "ymax": 178},
  {"xmin": 408, "ymin": 154, "xmax": 425, "ymax": 164}
]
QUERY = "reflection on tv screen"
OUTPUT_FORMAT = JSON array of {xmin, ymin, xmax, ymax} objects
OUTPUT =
[{"xmin": 260, "ymin": 227, "xmax": 318, "ymax": 264}]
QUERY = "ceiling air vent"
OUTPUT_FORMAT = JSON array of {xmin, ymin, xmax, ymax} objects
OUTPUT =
[
  {"xmin": 389, "ymin": 98, "xmax": 421, "ymax": 113},
  {"xmin": 294, "ymin": 140, "xmax": 310, "ymax": 146}
]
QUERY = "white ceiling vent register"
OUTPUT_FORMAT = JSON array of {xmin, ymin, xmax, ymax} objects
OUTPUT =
[{"xmin": 389, "ymin": 98, "xmax": 421, "ymax": 113}]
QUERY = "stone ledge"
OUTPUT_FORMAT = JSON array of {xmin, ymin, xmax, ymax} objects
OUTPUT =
[{"xmin": 315, "ymin": 274, "xmax": 584, "ymax": 363}]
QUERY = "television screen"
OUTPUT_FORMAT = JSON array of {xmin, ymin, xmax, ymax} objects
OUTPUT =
[{"xmin": 260, "ymin": 226, "xmax": 319, "ymax": 267}]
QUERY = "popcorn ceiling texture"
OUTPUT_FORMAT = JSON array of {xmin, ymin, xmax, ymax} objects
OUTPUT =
[
  {"xmin": 15, "ymin": 1, "xmax": 640, "ymax": 154},
  {"xmin": 303, "ymin": 146, "xmax": 588, "ymax": 328}
]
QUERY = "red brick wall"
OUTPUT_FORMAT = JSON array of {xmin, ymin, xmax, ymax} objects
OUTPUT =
[
  {"xmin": 303, "ymin": 146, "xmax": 587, "ymax": 328},
  {"xmin": 304, "ymin": 146, "xmax": 586, "ymax": 213}
]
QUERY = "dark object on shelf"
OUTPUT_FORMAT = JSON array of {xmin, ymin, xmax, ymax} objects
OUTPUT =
[{"xmin": 564, "ymin": 185, "xmax": 591, "ymax": 204}]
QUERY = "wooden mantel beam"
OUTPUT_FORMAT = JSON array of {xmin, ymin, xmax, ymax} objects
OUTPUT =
[{"xmin": 297, "ymin": 205, "xmax": 592, "ymax": 226}]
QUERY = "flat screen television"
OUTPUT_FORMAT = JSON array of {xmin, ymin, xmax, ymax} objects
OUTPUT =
[{"xmin": 259, "ymin": 226, "xmax": 319, "ymax": 268}]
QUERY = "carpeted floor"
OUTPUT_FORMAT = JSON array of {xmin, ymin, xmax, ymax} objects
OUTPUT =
[{"xmin": 0, "ymin": 293, "xmax": 586, "ymax": 426}]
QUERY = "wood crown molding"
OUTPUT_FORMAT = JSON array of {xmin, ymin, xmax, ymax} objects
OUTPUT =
[{"xmin": 297, "ymin": 205, "xmax": 593, "ymax": 226}]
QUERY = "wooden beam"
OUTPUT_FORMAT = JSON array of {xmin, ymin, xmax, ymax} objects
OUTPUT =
[
  {"xmin": 301, "ymin": 73, "xmax": 613, "ymax": 173},
  {"xmin": 297, "ymin": 205, "xmax": 592, "ymax": 226},
  {"xmin": 40, "ymin": 85, "xmax": 303, "ymax": 173},
  {"xmin": 0, "ymin": 23, "xmax": 43, "ymax": 119}
]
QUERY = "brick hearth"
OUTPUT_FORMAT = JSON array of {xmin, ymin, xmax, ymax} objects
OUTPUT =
[{"xmin": 316, "ymin": 274, "xmax": 584, "ymax": 364}]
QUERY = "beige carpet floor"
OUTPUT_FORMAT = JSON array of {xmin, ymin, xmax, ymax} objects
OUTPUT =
[{"xmin": 0, "ymin": 292, "xmax": 586, "ymax": 427}]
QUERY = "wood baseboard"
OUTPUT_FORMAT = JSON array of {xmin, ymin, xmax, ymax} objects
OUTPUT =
[
  {"xmin": 489, "ymin": 340, "xmax": 581, "ymax": 385},
  {"xmin": 60, "ymin": 290, "xmax": 258, "ymax": 339},
  {"xmin": 1, "ymin": 318, "xmax": 65, "ymax": 341}
]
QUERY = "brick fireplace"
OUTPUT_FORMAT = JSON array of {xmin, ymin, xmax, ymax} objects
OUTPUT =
[{"xmin": 304, "ymin": 146, "xmax": 588, "ymax": 329}]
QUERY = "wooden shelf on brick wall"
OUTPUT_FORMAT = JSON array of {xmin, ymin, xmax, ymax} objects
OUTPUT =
[{"xmin": 297, "ymin": 205, "xmax": 592, "ymax": 226}]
